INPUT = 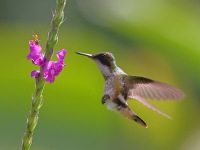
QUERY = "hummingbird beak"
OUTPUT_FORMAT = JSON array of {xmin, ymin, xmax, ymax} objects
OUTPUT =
[{"xmin": 76, "ymin": 52, "xmax": 93, "ymax": 58}]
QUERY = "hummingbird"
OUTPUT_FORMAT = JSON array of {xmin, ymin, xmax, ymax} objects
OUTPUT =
[{"xmin": 76, "ymin": 52, "xmax": 185, "ymax": 128}]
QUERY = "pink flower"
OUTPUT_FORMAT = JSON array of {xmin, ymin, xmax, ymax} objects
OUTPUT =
[
  {"xmin": 31, "ymin": 70, "xmax": 40, "ymax": 78},
  {"xmin": 27, "ymin": 41, "xmax": 45, "ymax": 66},
  {"xmin": 44, "ymin": 50, "xmax": 67, "ymax": 83},
  {"xmin": 27, "ymin": 38, "xmax": 67, "ymax": 83}
]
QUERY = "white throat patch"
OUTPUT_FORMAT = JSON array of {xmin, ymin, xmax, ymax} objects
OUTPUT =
[{"xmin": 95, "ymin": 60, "xmax": 112, "ymax": 77}]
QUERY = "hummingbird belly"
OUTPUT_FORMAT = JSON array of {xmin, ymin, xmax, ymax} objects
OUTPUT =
[
  {"xmin": 104, "ymin": 75, "xmax": 125, "ymax": 98},
  {"xmin": 104, "ymin": 76, "xmax": 127, "ymax": 112},
  {"xmin": 106, "ymin": 100, "xmax": 118, "ymax": 111},
  {"xmin": 104, "ymin": 77, "xmax": 118, "ymax": 99}
]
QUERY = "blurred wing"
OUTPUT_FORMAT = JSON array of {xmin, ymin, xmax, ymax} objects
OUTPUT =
[
  {"xmin": 130, "ymin": 95, "xmax": 171, "ymax": 119},
  {"xmin": 125, "ymin": 76, "xmax": 185, "ymax": 101},
  {"xmin": 124, "ymin": 76, "xmax": 185, "ymax": 118}
]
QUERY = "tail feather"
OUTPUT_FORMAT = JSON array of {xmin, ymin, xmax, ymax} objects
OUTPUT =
[
  {"xmin": 132, "ymin": 114, "xmax": 148, "ymax": 128},
  {"xmin": 120, "ymin": 107, "xmax": 148, "ymax": 128}
]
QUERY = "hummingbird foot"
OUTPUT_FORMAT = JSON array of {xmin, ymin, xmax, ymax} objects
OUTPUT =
[{"xmin": 101, "ymin": 95, "xmax": 110, "ymax": 104}]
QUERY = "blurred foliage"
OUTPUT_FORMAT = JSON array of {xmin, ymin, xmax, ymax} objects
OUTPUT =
[{"xmin": 0, "ymin": 0, "xmax": 200, "ymax": 150}]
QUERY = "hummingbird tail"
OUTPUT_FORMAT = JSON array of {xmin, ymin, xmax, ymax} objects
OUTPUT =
[
  {"xmin": 120, "ymin": 107, "xmax": 148, "ymax": 128},
  {"xmin": 132, "ymin": 114, "xmax": 148, "ymax": 128}
]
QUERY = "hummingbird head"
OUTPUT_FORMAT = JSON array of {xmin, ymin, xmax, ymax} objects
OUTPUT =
[{"xmin": 76, "ymin": 52, "xmax": 118, "ymax": 79}]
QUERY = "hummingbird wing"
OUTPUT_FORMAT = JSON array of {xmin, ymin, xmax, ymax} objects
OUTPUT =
[
  {"xmin": 129, "ymin": 95, "xmax": 172, "ymax": 119},
  {"xmin": 125, "ymin": 76, "xmax": 185, "ymax": 100},
  {"xmin": 124, "ymin": 76, "xmax": 185, "ymax": 118}
]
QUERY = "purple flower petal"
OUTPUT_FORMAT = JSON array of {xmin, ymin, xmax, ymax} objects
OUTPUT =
[
  {"xmin": 29, "ymin": 40, "xmax": 42, "ymax": 53},
  {"xmin": 56, "ymin": 49, "xmax": 67, "ymax": 60},
  {"xmin": 44, "ymin": 62, "xmax": 56, "ymax": 83},
  {"xmin": 43, "ymin": 49, "xmax": 67, "ymax": 83},
  {"xmin": 44, "ymin": 72, "xmax": 55, "ymax": 83},
  {"xmin": 27, "ymin": 40, "xmax": 45, "ymax": 66},
  {"xmin": 31, "ymin": 70, "xmax": 40, "ymax": 78}
]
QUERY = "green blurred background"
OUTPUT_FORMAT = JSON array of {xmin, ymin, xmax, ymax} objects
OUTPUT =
[{"xmin": 0, "ymin": 0, "xmax": 200, "ymax": 149}]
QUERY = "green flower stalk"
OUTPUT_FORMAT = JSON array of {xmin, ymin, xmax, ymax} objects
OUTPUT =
[{"xmin": 22, "ymin": 0, "xmax": 67, "ymax": 150}]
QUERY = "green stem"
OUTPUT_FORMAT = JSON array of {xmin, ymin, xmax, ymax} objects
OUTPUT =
[
  {"xmin": 45, "ymin": 0, "xmax": 67, "ymax": 61},
  {"xmin": 22, "ymin": 0, "xmax": 66, "ymax": 150}
]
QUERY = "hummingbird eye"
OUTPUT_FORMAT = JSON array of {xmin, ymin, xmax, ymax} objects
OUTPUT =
[{"xmin": 93, "ymin": 52, "xmax": 115, "ymax": 68}]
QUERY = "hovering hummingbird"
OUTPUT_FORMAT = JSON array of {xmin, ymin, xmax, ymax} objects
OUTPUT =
[{"xmin": 76, "ymin": 52, "xmax": 185, "ymax": 128}]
